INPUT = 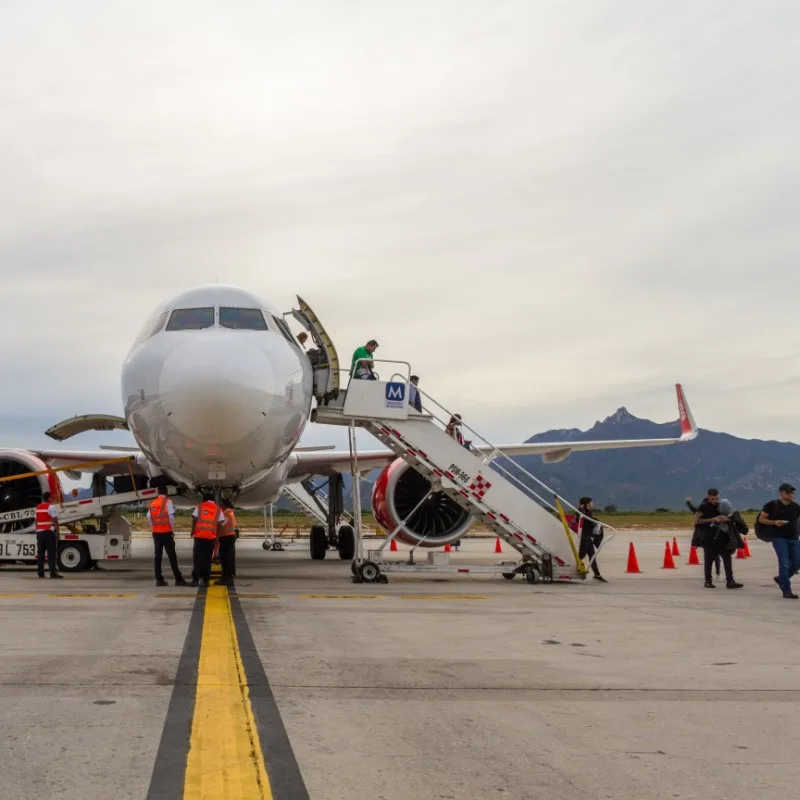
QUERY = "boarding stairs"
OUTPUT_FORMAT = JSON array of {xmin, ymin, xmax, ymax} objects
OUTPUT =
[
  {"xmin": 280, "ymin": 481, "xmax": 364, "ymax": 534},
  {"xmin": 312, "ymin": 364, "xmax": 591, "ymax": 582},
  {"xmin": 281, "ymin": 481, "xmax": 328, "ymax": 527}
]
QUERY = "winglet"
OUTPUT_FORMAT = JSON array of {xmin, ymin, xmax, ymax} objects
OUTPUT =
[{"xmin": 676, "ymin": 384, "xmax": 698, "ymax": 440}]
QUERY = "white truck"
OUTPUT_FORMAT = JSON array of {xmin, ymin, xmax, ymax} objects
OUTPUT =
[{"xmin": 0, "ymin": 487, "xmax": 168, "ymax": 571}]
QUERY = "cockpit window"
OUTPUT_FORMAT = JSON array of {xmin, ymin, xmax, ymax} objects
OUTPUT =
[
  {"xmin": 271, "ymin": 314, "xmax": 300, "ymax": 345},
  {"xmin": 219, "ymin": 307, "xmax": 268, "ymax": 331},
  {"xmin": 166, "ymin": 307, "xmax": 215, "ymax": 331},
  {"xmin": 137, "ymin": 310, "xmax": 169, "ymax": 344}
]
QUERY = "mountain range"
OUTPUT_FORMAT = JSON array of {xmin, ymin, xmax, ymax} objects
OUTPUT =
[{"xmin": 516, "ymin": 408, "xmax": 800, "ymax": 510}]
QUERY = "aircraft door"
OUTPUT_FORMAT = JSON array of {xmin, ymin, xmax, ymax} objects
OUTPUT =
[{"xmin": 288, "ymin": 296, "xmax": 341, "ymax": 404}]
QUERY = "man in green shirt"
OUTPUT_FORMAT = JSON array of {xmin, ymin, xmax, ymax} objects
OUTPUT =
[{"xmin": 351, "ymin": 339, "xmax": 379, "ymax": 379}]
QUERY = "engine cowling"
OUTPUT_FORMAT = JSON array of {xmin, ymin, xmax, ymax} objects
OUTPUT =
[
  {"xmin": 0, "ymin": 450, "xmax": 64, "ymax": 533},
  {"xmin": 372, "ymin": 458, "xmax": 475, "ymax": 547}
]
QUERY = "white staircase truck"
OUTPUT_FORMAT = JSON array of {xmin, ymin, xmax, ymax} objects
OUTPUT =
[
  {"xmin": 0, "ymin": 487, "xmax": 178, "ymax": 572},
  {"xmin": 313, "ymin": 362, "xmax": 598, "ymax": 585}
]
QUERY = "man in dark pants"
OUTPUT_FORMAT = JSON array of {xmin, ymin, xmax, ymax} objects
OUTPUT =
[
  {"xmin": 34, "ymin": 491, "xmax": 62, "ymax": 580},
  {"xmin": 215, "ymin": 499, "xmax": 238, "ymax": 587},
  {"xmin": 694, "ymin": 488, "xmax": 743, "ymax": 589},
  {"xmin": 147, "ymin": 487, "xmax": 188, "ymax": 587},
  {"xmin": 190, "ymin": 492, "xmax": 224, "ymax": 587},
  {"xmin": 577, "ymin": 497, "xmax": 607, "ymax": 582},
  {"xmin": 758, "ymin": 483, "xmax": 800, "ymax": 599}
]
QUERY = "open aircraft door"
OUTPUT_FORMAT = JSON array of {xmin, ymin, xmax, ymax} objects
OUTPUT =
[{"xmin": 288, "ymin": 296, "xmax": 341, "ymax": 405}]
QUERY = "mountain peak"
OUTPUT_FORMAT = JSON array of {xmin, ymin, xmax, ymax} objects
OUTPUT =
[{"xmin": 603, "ymin": 407, "xmax": 637, "ymax": 425}]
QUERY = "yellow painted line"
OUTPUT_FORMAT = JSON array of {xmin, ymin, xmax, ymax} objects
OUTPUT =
[
  {"xmin": 299, "ymin": 594, "xmax": 387, "ymax": 600},
  {"xmin": 48, "ymin": 593, "xmax": 136, "ymax": 598},
  {"xmin": 401, "ymin": 595, "xmax": 490, "ymax": 601},
  {"xmin": 0, "ymin": 592, "xmax": 33, "ymax": 598},
  {"xmin": 184, "ymin": 585, "xmax": 271, "ymax": 799}
]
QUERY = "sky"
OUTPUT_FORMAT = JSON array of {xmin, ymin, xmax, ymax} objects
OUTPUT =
[{"xmin": 1, "ymin": 0, "xmax": 799, "ymax": 466}]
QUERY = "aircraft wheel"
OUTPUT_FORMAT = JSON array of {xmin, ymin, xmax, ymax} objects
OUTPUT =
[
  {"xmin": 358, "ymin": 561, "xmax": 381, "ymax": 583},
  {"xmin": 337, "ymin": 525, "xmax": 355, "ymax": 561},
  {"xmin": 262, "ymin": 542, "xmax": 270, "ymax": 551},
  {"xmin": 309, "ymin": 525, "xmax": 327, "ymax": 560}
]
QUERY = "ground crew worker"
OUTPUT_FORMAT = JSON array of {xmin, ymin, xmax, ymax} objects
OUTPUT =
[
  {"xmin": 216, "ymin": 499, "xmax": 238, "ymax": 586},
  {"xmin": 147, "ymin": 487, "xmax": 188, "ymax": 587},
  {"xmin": 189, "ymin": 493, "xmax": 224, "ymax": 587},
  {"xmin": 35, "ymin": 491, "xmax": 62, "ymax": 579}
]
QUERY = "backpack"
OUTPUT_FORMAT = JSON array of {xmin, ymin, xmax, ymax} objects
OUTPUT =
[
  {"xmin": 754, "ymin": 502, "xmax": 774, "ymax": 542},
  {"xmin": 730, "ymin": 510, "xmax": 749, "ymax": 535}
]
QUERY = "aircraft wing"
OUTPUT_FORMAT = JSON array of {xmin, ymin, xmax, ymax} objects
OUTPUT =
[
  {"xmin": 30, "ymin": 449, "xmax": 148, "ymax": 478},
  {"xmin": 287, "ymin": 384, "xmax": 698, "ymax": 478}
]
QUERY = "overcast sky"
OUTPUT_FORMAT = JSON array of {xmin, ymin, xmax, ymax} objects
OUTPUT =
[{"xmin": 1, "ymin": 0, "xmax": 798, "ymax": 461}]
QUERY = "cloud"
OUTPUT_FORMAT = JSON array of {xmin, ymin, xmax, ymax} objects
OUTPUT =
[{"xmin": 0, "ymin": 0, "xmax": 798, "ymax": 456}]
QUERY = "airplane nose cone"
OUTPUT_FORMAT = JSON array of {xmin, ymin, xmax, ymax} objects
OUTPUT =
[{"xmin": 159, "ymin": 336, "xmax": 274, "ymax": 445}]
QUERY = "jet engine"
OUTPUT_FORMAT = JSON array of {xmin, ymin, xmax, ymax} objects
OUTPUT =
[
  {"xmin": 371, "ymin": 458, "xmax": 474, "ymax": 547},
  {"xmin": 0, "ymin": 450, "xmax": 63, "ymax": 533}
]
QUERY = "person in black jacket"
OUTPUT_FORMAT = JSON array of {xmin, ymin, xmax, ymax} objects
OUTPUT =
[
  {"xmin": 693, "ymin": 489, "xmax": 743, "ymax": 589},
  {"xmin": 687, "ymin": 494, "xmax": 720, "ymax": 579},
  {"xmin": 577, "ymin": 497, "xmax": 607, "ymax": 582}
]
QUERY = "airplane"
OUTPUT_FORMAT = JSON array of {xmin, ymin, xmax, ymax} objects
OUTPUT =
[{"xmin": 0, "ymin": 284, "xmax": 698, "ymax": 562}]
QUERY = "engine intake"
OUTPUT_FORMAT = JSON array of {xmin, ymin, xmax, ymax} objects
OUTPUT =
[
  {"xmin": 372, "ymin": 458, "xmax": 474, "ymax": 547},
  {"xmin": 0, "ymin": 450, "xmax": 63, "ymax": 533}
]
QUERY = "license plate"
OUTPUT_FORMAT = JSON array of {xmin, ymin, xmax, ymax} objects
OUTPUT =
[{"xmin": 0, "ymin": 539, "xmax": 37, "ymax": 558}]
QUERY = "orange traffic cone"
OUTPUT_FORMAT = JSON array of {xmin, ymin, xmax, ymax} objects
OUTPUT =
[
  {"xmin": 494, "ymin": 536, "xmax": 503, "ymax": 554},
  {"xmin": 743, "ymin": 537, "xmax": 752, "ymax": 558},
  {"xmin": 687, "ymin": 545, "xmax": 700, "ymax": 565},
  {"xmin": 444, "ymin": 543, "xmax": 451, "ymax": 553},
  {"xmin": 662, "ymin": 540, "xmax": 676, "ymax": 569},
  {"xmin": 625, "ymin": 542, "xmax": 642, "ymax": 574},
  {"xmin": 390, "ymin": 538, "xmax": 398, "ymax": 552},
  {"xmin": 671, "ymin": 537, "xmax": 680, "ymax": 557}
]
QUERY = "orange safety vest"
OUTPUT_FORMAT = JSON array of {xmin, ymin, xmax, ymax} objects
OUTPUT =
[
  {"xmin": 220, "ymin": 508, "xmax": 237, "ymax": 537},
  {"xmin": 35, "ymin": 502, "xmax": 56, "ymax": 533},
  {"xmin": 194, "ymin": 501, "xmax": 220, "ymax": 540},
  {"xmin": 149, "ymin": 496, "xmax": 172, "ymax": 533}
]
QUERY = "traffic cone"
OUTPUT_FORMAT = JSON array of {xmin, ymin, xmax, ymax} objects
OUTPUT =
[
  {"xmin": 494, "ymin": 536, "xmax": 503, "ymax": 554},
  {"xmin": 671, "ymin": 537, "xmax": 680, "ymax": 557},
  {"xmin": 625, "ymin": 542, "xmax": 642, "ymax": 574},
  {"xmin": 736, "ymin": 545, "xmax": 746, "ymax": 559},
  {"xmin": 743, "ymin": 538, "xmax": 752, "ymax": 558},
  {"xmin": 390, "ymin": 538, "xmax": 398, "ymax": 552},
  {"xmin": 444, "ymin": 543, "xmax": 451, "ymax": 553},
  {"xmin": 662, "ymin": 541, "xmax": 676, "ymax": 569},
  {"xmin": 687, "ymin": 545, "xmax": 700, "ymax": 565}
]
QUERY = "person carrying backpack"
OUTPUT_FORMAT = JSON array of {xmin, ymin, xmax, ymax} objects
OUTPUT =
[{"xmin": 757, "ymin": 483, "xmax": 800, "ymax": 599}]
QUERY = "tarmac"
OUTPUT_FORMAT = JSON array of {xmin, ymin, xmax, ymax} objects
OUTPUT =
[{"xmin": 0, "ymin": 530, "xmax": 798, "ymax": 800}]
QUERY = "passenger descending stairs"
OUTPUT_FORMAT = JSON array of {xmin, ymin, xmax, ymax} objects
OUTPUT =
[{"xmin": 313, "ymin": 393, "xmax": 582, "ymax": 580}]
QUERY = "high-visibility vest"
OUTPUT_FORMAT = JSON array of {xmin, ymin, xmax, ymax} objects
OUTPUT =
[
  {"xmin": 220, "ymin": 508, "xmax": 237, "ymax": 537},
  {"xmin": 149, "ymin": 496, "xmax": 172, "ymax": 533},
  {"xmin": 35, "ymin": 502, "xmax": 56, "ymax": 533},
  {"xmin": 194, "ymin": 501, "xmax": 220, "ymax": 540}
]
